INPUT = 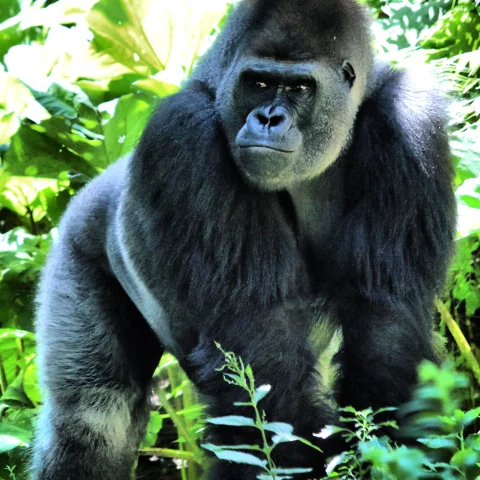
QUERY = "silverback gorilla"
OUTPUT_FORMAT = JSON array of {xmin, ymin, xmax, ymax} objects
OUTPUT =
[{"xmin": 32, "ymin": 0, "xmax": 456, "ymax": 478}]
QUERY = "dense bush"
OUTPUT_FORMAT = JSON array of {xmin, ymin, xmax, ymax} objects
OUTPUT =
[{"xmin": 0, "ymin": 0, "xmax": 478, "ymax": 478}]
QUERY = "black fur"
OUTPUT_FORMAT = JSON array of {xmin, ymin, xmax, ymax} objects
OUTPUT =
[{"xmin": 31, "ymin": 0, "xmax": 456, "ymax": 478}]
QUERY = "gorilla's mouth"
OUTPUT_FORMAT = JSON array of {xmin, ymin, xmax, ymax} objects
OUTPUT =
[{"xmin": 238, "ymin": 145, "xmax": 297, "ymax": 153}]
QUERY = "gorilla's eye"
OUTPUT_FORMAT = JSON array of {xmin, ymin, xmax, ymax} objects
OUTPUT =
[
  {"xmin": 288, "ymin": 83, "xmax": 310, "ymax": 93},
  {"xmin": 255, "ymin": 80, "xmax": 269, "ymax": 89},
  {"xmin": 341, "ymin": 61, "xmax": 356, "ymax": 88}
]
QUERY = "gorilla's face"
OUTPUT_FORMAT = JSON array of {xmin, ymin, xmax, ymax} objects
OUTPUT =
[{"xmin": 218, "ymin": 56, "xmax": 364, "ymax": 191}]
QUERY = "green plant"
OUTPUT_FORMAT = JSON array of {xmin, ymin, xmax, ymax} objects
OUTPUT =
[
  {"xmin": 5, "ymin": 465, "xmax": 17, "ymax": 480},
  {"xmin": 324, "ymin": 362, "xmax": 480, "ymax": 479},
  {"xmin": 203, "ymin": 343, "xmax": 320, "ymax": 480}
]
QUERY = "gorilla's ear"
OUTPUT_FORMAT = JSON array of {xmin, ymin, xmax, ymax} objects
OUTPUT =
[{"xmin": 341, "ymin": 61, "xmax": 356, "ymax": 88}]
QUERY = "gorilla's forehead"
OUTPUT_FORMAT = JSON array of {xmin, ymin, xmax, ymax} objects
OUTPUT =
[
  {"xmin": 235, "ymin": 57, "xmax": 321, "ymax": 78},
  {"xmin": 243, "ymin": 0, "xmax": 370, "ymax": 63}
]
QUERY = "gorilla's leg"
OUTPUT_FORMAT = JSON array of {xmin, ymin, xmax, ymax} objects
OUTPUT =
[
  {"xmin": 184, "ymin": 312, "xmax": 335, "ymax": 479},
  {"xmin": 336, "ymin": 298, "xmax": 437, "ymax": 410},
  {"xmin": 31, "ymin": 247, "xmax": 163, "ymax": 480}
]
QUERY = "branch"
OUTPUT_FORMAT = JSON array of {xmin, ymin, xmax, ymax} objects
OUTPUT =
[
  {"xmin": 435, "ymin": 298, "xmax": 480, "ymax": 386},
  {"xmin": 156, "ymin": 386, "xmax": 204, "ymax": 459}
]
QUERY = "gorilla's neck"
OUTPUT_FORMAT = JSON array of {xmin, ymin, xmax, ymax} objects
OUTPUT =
[{"xmin": 286, "ymin": 158, "xmax": 346, "ymax": 271}]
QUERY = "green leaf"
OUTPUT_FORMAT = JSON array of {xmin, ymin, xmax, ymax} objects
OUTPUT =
[
  {"xmin": 23, "ymin": 361, "xmax": 41, "ymax": 405},
  {"xmin": 417, "ymin": 437, "xmax": 457, "ymax": 449},
  {"xmin": 271, "ymin": 468, "xmax": 313, "ymax": 475},
  {"xmin": 140, "ymin": 411, "xmax": 163, "ymax": 448},
  {"xmin": 85, "ymin": 0, "xmax": 228, "ymax": 80},
  {"xmin": 0, "ymin": 0, "xmax": 20, "ymax": 24},
  {"xmin": 103, "ymin": 93, "xmax": 152, "ymax": 163},
  {"xmin": 17, "ymin": 0, "xmax": 96, "ymax": 29},
  {"xmin": 314, "ymin": 424, "xmax": 349, "ymax": 439},
  {"xmin": 0, "ymin": 369, "xmax": 34, "ymax": 407},
  {"xmin": 223, "ymin": 373, "xmax": 245, "ymax": 385},
  {"xmin": 3, "ymin": 125, "xmax": 100, "ymax": 178},
  {"xmin": 374, "ymin": 406, "xmax": 397, "ymax": 415},
  {"xmin": 28, "ymin": 87, "xmax": 78, "ymax": 120},
  {"xmin": 465, "ymin": 434, "xmax": 480, "ymax": 452},
  {"xmin": 462, "ymin": 407, "xmax": 480, "ymax": 428},
  {"xmin": 207, "ymin": 416, "xmax": 255, "ymax": 427},
  {"xmin": 0, "ymin": 71, "xmax": 49, "ymax": 144},
  {"xmin": 27, "ymin": 82, "xmax": 98, "ymax": 127},
  {"xmin": 271, "ymin": 433, "xmax": 300, "ymax": 445},
  {"xmin": 245, "ymin": 364, "xmax": 254, "ymax": 384},
  {"xmin": 340, "ymin": 406, "xmax": 357, "ymax": 414},
  {"xmin": 0, "ymin": 2, "xmax": 23, "ymax": 63},
  {"xmin": 133, "ymin": 78, "xmax": 179, "ymax": 98},
  {"xmin": 0, "ymin": 328, "xmax": 36, "ymax": 387},
  {"xmin": 202, "ymin": 443, "xmax": 262, "ymax": 452},
  {"xmin": 210, "ymin": 449, "xmax": 267, "ymax": 468},
  {"xmin": 253, "ymin": 384, "xmax": 271, "ymax": 403},
  {"xmin": 451, "ymin": 448, "xmax": 480, "ymax": 469},
  {"xmin": 0, "ymin": 423, "xmax": 31, "ymax": 453},
  {"xmin": 263, "ymin": 422, "xmax": 294, "ymax": 435},
  {"xmin": 257, "ymin": 476, "xmax": 295, "ymax": 480},
  {"xmin": 86, "ymin": 0, "xmax": 164, "ymax": 76},
  {"xmin": 454, "ymin": 409, "xmax": 465, "ymax": 423}
]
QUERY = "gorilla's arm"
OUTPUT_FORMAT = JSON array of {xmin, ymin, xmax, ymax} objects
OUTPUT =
[
  {"xmin": 332, "ymin": 65, "xmax": 456, "ymax": 409},
  {"xmin": 31, "ymin": 162, "xmax": 164, "ymax": 480}
]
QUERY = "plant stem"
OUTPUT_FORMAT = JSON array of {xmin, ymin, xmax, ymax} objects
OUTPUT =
[
  {"xmin": 157, "ymin": 386, "xmax": 203, "ymax": 459},
  {"xmin": 436, "ymin": 299, "xmax": 480, "ymax": 386},
  {"xmin": 248, "ymin": 379, "xmax": 276, "ymax": 477}
]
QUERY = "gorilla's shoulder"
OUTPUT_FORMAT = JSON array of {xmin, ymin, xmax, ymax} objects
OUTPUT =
[{"xmin": 367, "ymin": 61, "xmax": 448, "ymax": 123}]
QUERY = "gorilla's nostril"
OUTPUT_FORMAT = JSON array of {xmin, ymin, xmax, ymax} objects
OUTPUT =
[
  {"xmin": 256, "ymin": 113, "xmax": 269, "ymax": 126},
  {"xmin": 269, "ymin": 115, "xmax": 285, "ymax": 127}
]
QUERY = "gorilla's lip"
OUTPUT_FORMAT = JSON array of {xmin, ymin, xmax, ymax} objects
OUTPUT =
[{"xmin": 238, "ymin": 144, "xmax": 297, "ymax": 153}]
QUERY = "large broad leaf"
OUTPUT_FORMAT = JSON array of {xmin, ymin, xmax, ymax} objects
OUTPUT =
[
  {"xmin": 3, "ymin": 87, "xmax": 153, "ymax": 177},
  {"xmin": 28, "ymin": 82, "xmax": 96, "ymax": 120},
  {"xmin": 3, "ymin": 125, "xmax": 100, "ymax": 178},
  {"xmin": 86, "ymin": 0, "xmax": 164, "ymax": 77},
  {"xmin": 103, "ymin": 93, "xmax": 153, "ymax": 161},
  {"xmin": 0, "ymin": 71, "xmax": 49, "ymax": 144},
  {"xmin": 84, "ymin": 0, "xmax": 228, "ymax": 82}
]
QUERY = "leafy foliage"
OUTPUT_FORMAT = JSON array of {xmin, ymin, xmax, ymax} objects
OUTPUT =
[
  {"xmin": 207, "ymin": 357, "xmax": 480, "ymax": 480},
  {"xmin": 0, "ymin": 0, "xmax": 478, "ymax": 478},
  {"xmin": 203, "ymin": 344, "xmax": 320, "ymax": 479},
  {"xmin": 324, "ymin": 362, "xmax": 480, "ymax": 479}
]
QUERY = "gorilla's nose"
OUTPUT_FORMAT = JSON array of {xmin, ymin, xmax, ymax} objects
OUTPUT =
[{"xmin": 248, "ymin": 106, "xmax": 293, "ymax": 136}]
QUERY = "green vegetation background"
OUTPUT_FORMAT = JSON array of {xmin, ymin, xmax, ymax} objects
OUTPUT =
[{"xmin": 0, "ymin": 0, "xmax": 478, "ymax": 479}]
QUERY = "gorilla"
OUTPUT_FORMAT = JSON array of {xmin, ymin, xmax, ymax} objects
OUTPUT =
[{"xmin": 31, "ymin": 0, "xmax": 456, "ymax": 478}]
